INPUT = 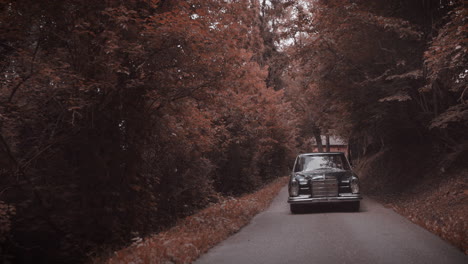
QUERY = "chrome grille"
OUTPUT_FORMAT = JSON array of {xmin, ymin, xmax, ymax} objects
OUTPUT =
[{"xmin": 310, "ymin": 177, "xmax": 338, "ymax": 197}]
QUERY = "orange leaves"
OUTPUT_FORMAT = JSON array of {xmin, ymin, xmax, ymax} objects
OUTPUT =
[{"xmin": 161, "ymin": 102, "xmax": 218, "ymax": 154}]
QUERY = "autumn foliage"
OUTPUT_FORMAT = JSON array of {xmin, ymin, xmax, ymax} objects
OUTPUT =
[
  {"xmin": 1, "ymin": 0, "xmax": 467, "ymax": 262},
  {"xmin": 283, "ymin": 0, "xmax": 467, "ymax": 158},
  {"xmin": 0, "ymin": 1, "xmax": 298, "ymax": 262}
]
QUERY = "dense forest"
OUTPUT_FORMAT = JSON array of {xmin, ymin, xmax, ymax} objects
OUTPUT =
[{"xmin": 0, "ymin": 0, "xmax": 466, "ymax": 263}]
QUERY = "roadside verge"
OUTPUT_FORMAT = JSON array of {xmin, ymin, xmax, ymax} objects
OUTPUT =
[
  {"xmin": 95, "ymin": 177, "xmax": 288, "ymax": 264},
  {"xmin": 368, "ymin": 170, "xmax": 467, "ymax": 254},
  {"xmin": 357, "ymin": 149, "xmax": 467, "ymax": 254}
]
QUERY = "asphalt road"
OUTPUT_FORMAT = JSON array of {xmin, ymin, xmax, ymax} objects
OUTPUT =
[{"xmin": 195, "ymin": 186, "xmax": 467, "ymax": 264}]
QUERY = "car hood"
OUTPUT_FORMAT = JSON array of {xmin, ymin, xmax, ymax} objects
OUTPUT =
[{"xmin": 295, "ymin": 169, "xmax": 353, "ymax": 182}]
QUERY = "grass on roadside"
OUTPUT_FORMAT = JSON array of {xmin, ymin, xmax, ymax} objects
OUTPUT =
[{"xmin": 95, "ymin": 176, "xmax": 288, "ymax": 264}]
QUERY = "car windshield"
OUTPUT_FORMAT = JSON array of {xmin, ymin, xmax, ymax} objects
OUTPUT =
[{"xmin": 295, "ymin": 155, "xmax": 350, "ymax": 172}]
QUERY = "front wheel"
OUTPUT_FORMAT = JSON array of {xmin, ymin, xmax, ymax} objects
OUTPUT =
[{"xmin": 350, "ymin": 201, "xmax": 360, "ymax": 212}]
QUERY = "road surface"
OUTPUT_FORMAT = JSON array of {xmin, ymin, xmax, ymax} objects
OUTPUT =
[{"xmin": 195, "ymin": 186, "xmax": 467, "ymax": 264}]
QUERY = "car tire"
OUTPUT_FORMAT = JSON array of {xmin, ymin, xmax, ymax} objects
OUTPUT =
[
  {"xmin": 290, "ymin": 204, "xmax": 302, "ymax": 214},
  {"xmin": 350, "ymin": 201, "xmax": 360, "ymax": 212}
]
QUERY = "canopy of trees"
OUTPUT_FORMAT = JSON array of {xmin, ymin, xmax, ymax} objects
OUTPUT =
[
  {"xmin": 0, "ymin": 0, "xmax": 466, "ymax": 263},
  {"xmin": 279, "ymin": 0, "xmax": 467, "ymax": 158}
]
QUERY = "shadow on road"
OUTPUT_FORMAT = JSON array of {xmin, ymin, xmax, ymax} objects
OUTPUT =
[{"xmin": 292, "ymin": 203, "xmax": 366, "ymax": 214}]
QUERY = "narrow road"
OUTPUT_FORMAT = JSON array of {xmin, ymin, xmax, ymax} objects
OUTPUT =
[{"xmin": 195, "ymin": 186, "xmax": 467, "ymax": 264}]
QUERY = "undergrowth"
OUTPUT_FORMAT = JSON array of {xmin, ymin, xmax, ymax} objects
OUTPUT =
[
  {"xmin": 94, "ymin": 177, "xmax": 288, "ymax": 264},
  {"xmin": 358, "ymin": 147, "xmax": 468, "ymax": 254}
]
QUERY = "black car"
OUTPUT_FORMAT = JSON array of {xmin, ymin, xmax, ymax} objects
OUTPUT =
[{"xmin": 287, "ymin": 152, "xmax": 362, "ymax": 213}]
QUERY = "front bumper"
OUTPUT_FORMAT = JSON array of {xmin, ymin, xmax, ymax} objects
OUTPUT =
[{"xmin": 288, "ymin": 193, "xmax": 362, "ymax": 204}]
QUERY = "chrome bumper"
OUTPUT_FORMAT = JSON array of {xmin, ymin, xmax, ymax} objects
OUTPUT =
[{"xmin": 288, "ymin": 194, "xmax": 362, "ymax": 204}]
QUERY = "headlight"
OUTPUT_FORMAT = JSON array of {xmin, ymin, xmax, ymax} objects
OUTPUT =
[
  {"xmin": 290, "ymin": 179, "xmax": 299, "ymax": 197},
  {"xmin": 350, "ymin": 178, "xmax": 360, "ymax": 194}
]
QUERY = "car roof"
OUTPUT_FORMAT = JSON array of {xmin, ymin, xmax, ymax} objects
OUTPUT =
[{"xmin": 298, "ymin": 152, "xmax": 344, "ymax": 156}]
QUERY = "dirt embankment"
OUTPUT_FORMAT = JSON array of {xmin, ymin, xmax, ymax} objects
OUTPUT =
[{"xmin": 357, "ymin": 147, "xmax": 468, "ymax": 254}]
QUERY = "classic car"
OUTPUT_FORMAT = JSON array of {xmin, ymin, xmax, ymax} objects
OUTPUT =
[{"xmin": 288, "ymin": 152, "xmax": 362, "ymax": 213}]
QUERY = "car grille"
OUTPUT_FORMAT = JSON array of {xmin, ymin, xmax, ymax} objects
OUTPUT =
[{"xmin": 310, "ymin": 177, "xmax": 338, "ymax": 197}]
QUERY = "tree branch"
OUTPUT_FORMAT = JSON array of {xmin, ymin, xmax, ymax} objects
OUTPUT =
[
  {"xmin": 8, "ymin": 41, "xmax": 40, "ymax": 103},
  {"xmin": 459, "ymin": 86, "xmax": 467, "ymax": 105}
]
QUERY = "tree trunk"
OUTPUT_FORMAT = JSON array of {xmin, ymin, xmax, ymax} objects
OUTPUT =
[
  {"xmin": 313, "ymin": 133, "xmax": 323, "ymax": 152},
  {"xmin": 311, "ymin": 124, "xmax": 323, "ymax": 152},
  {"xmin": 261, "ymin": 0, "xmax": 266, "ymax": 18},
  {"xmin": 432, "ymin": 81, "xmax": 439, "ymax": 116}
]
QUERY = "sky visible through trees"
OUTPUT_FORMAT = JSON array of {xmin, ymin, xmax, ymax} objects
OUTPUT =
[{"xmin": 0, "ymin": 0, "xmax": 466, "ymax": 262}]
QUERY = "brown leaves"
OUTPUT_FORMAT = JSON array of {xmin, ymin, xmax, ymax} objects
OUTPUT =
[
  {"xmin": 385, "ymin": 70, "xmax": 423, "ymax": 81},
  {"xmin": 422, "ymin": 3, "xmax": 468, "ymax": 131},
  {"xmin": 0, "ymin": 201, "xmax": 15, "ymax": 243},
  {"xmin": 353, "ymin": 10, "xmax": 423, "ymax": 39},
  {"xmin": 424, "ymin": 5, "xmax": 468, "ymax": 84},
  {"xmin": 379, "ymin": 92, "xmax": 412, "ymax": 103},
  {"xmin": 430, "ymin": 104, "xmax": 468, "ymax": 129}
]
